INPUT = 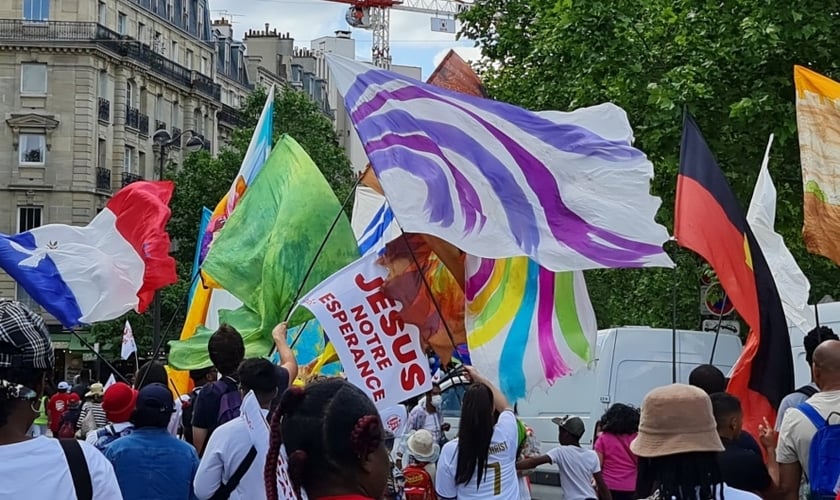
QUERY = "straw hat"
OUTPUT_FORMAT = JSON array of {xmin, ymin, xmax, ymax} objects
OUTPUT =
[
  {"xmin": 630, "ymin": 384, "xmax": 724, "ymax": 458},
  {"xmin": 85, "ymin": 383, "xmax": 104, "ymax": 398},
  {"xmin": 406, "ymin": 430, "xmax": 440, "ymax": 463}
]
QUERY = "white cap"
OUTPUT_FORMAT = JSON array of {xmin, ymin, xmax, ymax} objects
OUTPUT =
[{"xmin": 57, "ymin": 381, "xmax": 71, "ymax": 391}]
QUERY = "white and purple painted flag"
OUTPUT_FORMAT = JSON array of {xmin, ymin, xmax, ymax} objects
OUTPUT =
[{"xmin": 327, "ymin": 54, "xmax": 675, "ymax": 272}]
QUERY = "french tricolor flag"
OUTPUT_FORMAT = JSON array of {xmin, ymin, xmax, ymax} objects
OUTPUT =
[{"xmin": 0, "ymin": 181, "xmax": 177, "ymax": 328}]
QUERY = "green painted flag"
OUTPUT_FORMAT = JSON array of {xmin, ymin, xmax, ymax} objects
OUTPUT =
[{"xmin": 168, "ymin": 135, "xmax": 359, "ymax": 370}]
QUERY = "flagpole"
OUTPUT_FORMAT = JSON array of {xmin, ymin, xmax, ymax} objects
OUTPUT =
[
  {"xmin": 396, "ymin": 226, "xmax": 459, "ymax": 354},
  {"xmin": 671, "ymin": 263, "xmax": 678, "ymax": 384},
  {"xmin": 68, "ymin": 330, "xmax": 130, "ymax": 384},
  {"xmin": 275, "ymin": 176, "xmax": 363, "ymax": 355},
  {"xmin": 709, "ymin": 290, "xmax": 728, "ymax": 365}
]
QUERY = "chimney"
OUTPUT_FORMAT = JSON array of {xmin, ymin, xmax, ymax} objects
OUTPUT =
[{"xmin": 335, "ymin": 30, "xmax": 351, "ymax": 39}]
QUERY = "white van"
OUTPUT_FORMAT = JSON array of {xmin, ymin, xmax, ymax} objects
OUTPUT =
[
  {"xmin": 437, "ymin": 327, "xmax": 743, "ymax": 499},
  {"xmin": 788, "ymin": 301, "xmax": 840, "ymax": 387}
]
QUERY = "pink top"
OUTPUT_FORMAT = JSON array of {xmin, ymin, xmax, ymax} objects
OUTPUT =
[{"xmin": 593, "ymin": 432, "xmax": 638, "ymax": 492}]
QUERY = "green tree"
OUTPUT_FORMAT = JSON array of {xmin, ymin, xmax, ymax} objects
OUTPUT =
[
  {"xmin": 459, "ymin": 1, "xmax": 840, "ymax": 330},
  {"xmin": 90, "ymin": 85, "xmax": 354, "ymax": 358}
]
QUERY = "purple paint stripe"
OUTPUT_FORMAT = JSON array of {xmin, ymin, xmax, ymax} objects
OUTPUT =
[
  {"xmin": 360, "ymin": 110, "xmax": 538, "ymax": 252},
  {"xmin": 361, "ymin": 110, "xmax": 661, "ymax": 266},
  {"xmin": 372, "ymin": 150, "xmax": 456, "ymax": 227},
  {"xmin": 466, "ymin": 258, "xmax": 494, "ymax": 300},
  {"xmin": 537, "ymin": 265, "xmax": 571, "ymax": 382},
  {"xmin": 365, "ymin": 132, "xmax": 484, "ymax": 233},
  {"xmin": 344, "ymin": 69, "xmax": 642, "ymax": 161}
]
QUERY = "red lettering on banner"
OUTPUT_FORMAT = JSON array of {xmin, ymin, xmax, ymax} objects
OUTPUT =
[
  {"xmin": 318, "ymin": 293, "xmax": 336, "ymax": 304},
  {"xmin": 380, "ymin": 310, "xmax": 403, "ymax": 337},
  {"xmin": 351, "ymin": 304, "xmax": 366, "ymax": 322},
  {"xmin": 377, "ymin": 357, "xmax": 393, "ymax": 370},
  {"xmin": 392, "ymin": 334, "xmax": 418, "ymax": 364},
  {"xmin": 339, "ymin": 322, "xmax": 354, "ymax": 336},
  {"xmin": 345, "ymin": 334, "xmax": 359, "ymax": 347},
  {"xmin": 401, "ymin": 363, "xmax": 426, "ymax": 391},
  {"xmin": 355, "ymin": 273, "xmax": 384, "ymax": 292}
]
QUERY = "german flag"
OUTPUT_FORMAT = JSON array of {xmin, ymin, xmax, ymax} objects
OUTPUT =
[{"xmin": 675, "ymin": 112, "xmax": 793, "ymax": 440}]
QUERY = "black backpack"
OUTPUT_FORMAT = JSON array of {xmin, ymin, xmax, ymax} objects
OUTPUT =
[{"xmin": 796, "ymin": 385, "xmax": 819, "ymax": 398}]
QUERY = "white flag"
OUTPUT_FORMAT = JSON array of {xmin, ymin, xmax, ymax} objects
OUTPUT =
[
  {"xmin": 747, "ymin": 134, "xmax": 816, "ymax": 332},
  {"xmin": 121, "ymin": 320, "xmax": 137, "ymax": 360},
  {"xmin": 104, "ymin": 374, "xmax": 117, "ymax": 390}
]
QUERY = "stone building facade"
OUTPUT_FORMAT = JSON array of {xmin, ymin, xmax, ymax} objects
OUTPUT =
[{"xmin": 0, "ymin": 0, "xmax": 249, "ymax": 311}]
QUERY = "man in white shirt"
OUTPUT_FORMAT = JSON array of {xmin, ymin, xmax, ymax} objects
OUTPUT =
[
  {"xmin": 194, "ymin": 358, "xmax": 282, "ymax": 500},
  {"xmin": 776, "ymin": 340, "xmax": 840, "ymax": 500},
  {"xmin": 397, "ymin": 383, "xmax": 448, "ymax": 469},
  {"xmin": 776, "ymin": 326, "xmax": 838, "ymax": 431},
  {"xmin": 517, "ymin": 416, "xmax": 611, "ymax": 500}
]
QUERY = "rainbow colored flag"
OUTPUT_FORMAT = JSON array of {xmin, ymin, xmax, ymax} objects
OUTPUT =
[
  {"xmin": 168, "ymin": 87, "xmax": 275, "ymax": 393},
  {"xmin": 466, "ymin": 257, "xmax": 596, "ymax": 402}
]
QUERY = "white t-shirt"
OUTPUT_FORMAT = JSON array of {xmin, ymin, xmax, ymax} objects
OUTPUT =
[
  {"xmin": 777, "ymin": 390, "xmax": 840, "ymax": 477},
  {"xmin": 546, "ymin": 446, "xmax": 600, "ymax": 500},
  {"xmin": 168, "ymin": 397, "xmax": 183, "ymax": 437},
  {"xmin": 194, "ymin": 410, "xmax": 268, "ymax": 500},
  {"xmin": 0, "ymin": 436, "xmax": 123, "ymax": 499},
  {"xmin": 435, "ymin": 409, "xmax": 520, "ymax": 500}
]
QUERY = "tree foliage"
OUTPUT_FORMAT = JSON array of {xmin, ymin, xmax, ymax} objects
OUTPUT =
[
  {"xmin": 459, "ymin": 1, "xmax": 840, "ymax": 330},
  {"xmin": 90, "ymin": 85, "xmax": 354, "ymax": 358}
]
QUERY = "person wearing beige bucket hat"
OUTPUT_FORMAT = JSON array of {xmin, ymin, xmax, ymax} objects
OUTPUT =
[{"xmin": 631, "ymin": 384, "xmax": 759, "ymax": 500}]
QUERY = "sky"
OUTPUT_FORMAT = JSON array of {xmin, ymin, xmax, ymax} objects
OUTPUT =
[{"xmin": 210, "ymin": 0, "xmax": 482, "ymax": 78}]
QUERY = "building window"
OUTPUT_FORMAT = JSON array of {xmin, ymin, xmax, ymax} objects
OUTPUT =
[
  {"xmin": 137, "ymin": 22, "xmax": 145, "ymax": 42},
  {"xmin": 98, "ymin": 70, "xmax": 108, "ymax": 98},
  {"xmin": 15, "ymin": 206, "xmax": 42, "ymax": 310},
  {"xmin": 97, "ymin": 1, "xmax": 106, "ymax": 24},
  {"xmin": 126, "ymin": 80, "xmax": 135, "ymax": 108},
  {"xmin": 155, "ymin": 94, "xmax": 164, "ymax": 121},
  {"xmin": 185, "ymin": 49, "xmax": 193, "ymax": 70},
  {"xmin": 20, "ymin": 63, "xmax": 47, "ymax": 94},
  {"xmin": 98, "ymin": 139, "xmax": 106, "ymax": 168},
  {"xmin": 117, "ymin": 12, "xmax": 127, "ymax": 35},
  {"xmin": 171, "ymin": 41, "xmax": 179, "ymax": 64},
  {"xmin": 23, "ymin": 0, "xmax": 49, "ymax": 22},
  {"xmin": 193, "ymin": 109, "xmax": 202, "ymax": 134},
  {"xmin": 200, "ymin": 57, "xmax": 207, "ymax": 75},
  {"xmin": 19, "ymin": 134, "xmax": 46, "ymax": 165},
  {"xmin": 139, "ymin": 151, "xmax": 147, "ymax": 179},
  {"xmin": 171, "ymin": 100, "xmax": 180, "ymax": 127},
  {"xmin": 124, "ymin": 146, "xmax": 134, "ymax": 173}
]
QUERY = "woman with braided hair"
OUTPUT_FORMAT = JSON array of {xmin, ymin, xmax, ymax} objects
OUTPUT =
[{"xmin": 264, "ymin": 377, "xmax": 391, "ymax": 500}]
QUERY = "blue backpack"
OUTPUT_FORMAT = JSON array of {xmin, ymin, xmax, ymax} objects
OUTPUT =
[{"xmin": 797, "ymin": 402, "xmax": 840, "ymax": 500}]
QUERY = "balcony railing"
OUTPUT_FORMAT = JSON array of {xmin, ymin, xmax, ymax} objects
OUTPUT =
[
  {"xmin": 0, "ymin": 19, "xmax": 222, "ymax": 100},
  {"xmin": 170, "ymin": 127, "xmax": 182, "ymax": 148},
  {"xmin": 218, "ymin": 104, "xmax": 241, "ymax": 126},
  {"xmin": 98, "ymin": 97, "xmax": 110, "ymax": 122},
  {"xmin": 192, "ymin": 73, "xmax": 221, "ymax": 101},
  {"xmin": 125, "ymin": 106, "xmax": 139, "ymax": 130},
  {"xmin": 139, "ymin": 114, "xmax": 149, "ymax": 136},
  {"xmin": 121, "ymin": 172, "xmax": 143, "ymax": 187},
  {"xmin": 155, "ymin": 120, "xmax": 166, "ymax": 133},
  {"xmin": 96, "ymin": 167, "xmax": 111, "ymax": 191}
]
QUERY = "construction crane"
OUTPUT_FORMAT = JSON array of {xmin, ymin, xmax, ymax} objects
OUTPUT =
[{"xmin": 325, "ymin": 0, "xmax": 471, "ymax": 68}]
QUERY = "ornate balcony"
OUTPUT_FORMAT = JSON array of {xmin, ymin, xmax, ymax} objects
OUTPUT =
[
  {"xmin": 97, "ymin": 97, "xmax": 110, "ymax": 122},
  {"xmin": 121, "ymin": 172, "xmax": 143, "ymax": 187},
  {"xmin": 138, "ymin": 113, "xmax": 149, "ymax": 136},
  {"xmin": 218, "ymin": 104, "xmax": 242, "ymax": 127},
  {"xmin": 96, "ymin": 167, "xmax": 111, "ymax": 191},
  {"xmin": 125, "ymin": 106, "xmax": 139, "ymax": 130},
  {"xmin": 0, "ymin": 19, "xmax": 221, "ymax": 100}
]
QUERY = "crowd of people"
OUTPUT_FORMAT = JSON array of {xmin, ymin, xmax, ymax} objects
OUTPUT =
[{"xmin": 2, "ymin": 296, "xmax": 840, "ymax": 500}]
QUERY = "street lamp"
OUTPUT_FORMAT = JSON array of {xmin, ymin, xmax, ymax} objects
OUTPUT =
[{"xmin": 149, "ymin": 127, "xmax": 205, "ymax": 358}]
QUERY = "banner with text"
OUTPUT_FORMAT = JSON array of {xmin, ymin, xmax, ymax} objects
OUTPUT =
[{"xmin": 298, "ymin": 253, "xmax": 431, "ymax": 408}]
